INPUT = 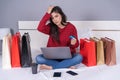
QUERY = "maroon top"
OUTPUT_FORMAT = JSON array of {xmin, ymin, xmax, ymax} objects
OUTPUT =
[{"xmin": 37, "ymin": 13, "xmax": 79, "ymax": 53}]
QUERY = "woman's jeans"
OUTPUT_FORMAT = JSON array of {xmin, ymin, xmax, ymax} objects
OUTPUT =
[{"xmin": 36, "ymin": 53, "xmax": 83, "ymax": 69}]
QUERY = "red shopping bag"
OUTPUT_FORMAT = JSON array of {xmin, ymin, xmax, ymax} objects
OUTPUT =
[
  {"xmin": 11, "ymin": 32, "xmax": 21, "ymax": 67},
  {"xmin": 80, "ymin": 38, "xmax": 96, "ymax": 66}
]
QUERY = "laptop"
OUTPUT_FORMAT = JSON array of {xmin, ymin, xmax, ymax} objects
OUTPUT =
[{"xmin": 41, "ymin": 47, "xmax": 72, "ymax": 59}]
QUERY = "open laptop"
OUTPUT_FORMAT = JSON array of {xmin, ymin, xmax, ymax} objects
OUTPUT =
[{"xmin": 41, "ymin": 47, "xmax": 72, "ymax": 59}]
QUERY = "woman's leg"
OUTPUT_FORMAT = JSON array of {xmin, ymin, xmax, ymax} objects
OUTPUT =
[
  {"xmin": 52, "ymin": 53, "xmax": 83, "ymax": 69},
  {"xmin": 36, "ymin": 54, "xmax": 59, "ymax": 67}
]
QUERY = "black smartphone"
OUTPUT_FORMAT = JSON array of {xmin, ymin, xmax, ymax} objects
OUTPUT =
[
  {"xmin": 66, "ymin": 70, "xmax": 78, "ymax": 76},
  {"xmin": 53, "ymin": 72, "xmax": 61, "ymax": 77}
]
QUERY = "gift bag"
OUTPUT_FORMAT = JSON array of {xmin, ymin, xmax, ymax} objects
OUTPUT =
[
  {"xmin": 2, "ymin": 33, "xmax": 12, "ymax": 69},
  {"xmin": 90, "ymin": 37, "xmax": 105, "ymax": 65},
  {"xmin": 0, "ymin": 28, "xmax": 11, "ymax": 55},
  {"xmin": 21, "ymin": 32, "xmax": 32, "ymax": 67},
  {"xmin": 80, "ymin": 38, "xmax": 96, "ymax": 66},
  {"xmin": 11, "ymin": 32, "xmax": 21, "ymax": 67},
  {"xmin": 101, "ymin": 37, "xmax": 116, "ymax": 66}
]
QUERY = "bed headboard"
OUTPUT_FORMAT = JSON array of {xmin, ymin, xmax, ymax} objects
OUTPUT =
[{"xmin": 18, "ymin": 21, "xmax": 120, "ymax": 62}]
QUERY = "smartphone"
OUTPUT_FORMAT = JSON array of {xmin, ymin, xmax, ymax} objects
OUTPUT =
[
  {"xmin": 66, "ymin": 70, "xmax": 78, "ymax": 76},
  {"xmin": 53, "ymin": 72, "xmax": 61, "ymax": 77}
]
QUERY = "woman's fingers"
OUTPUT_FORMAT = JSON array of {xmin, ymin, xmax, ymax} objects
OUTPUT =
[{"xmin": 47, "ymin": 6, "xmax": 54, "ymax": 14}]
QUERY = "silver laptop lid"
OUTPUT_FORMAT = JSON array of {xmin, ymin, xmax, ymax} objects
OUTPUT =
[{"xmin": 41, "ymin": 47, "xmax": 72, "ymax": 59}]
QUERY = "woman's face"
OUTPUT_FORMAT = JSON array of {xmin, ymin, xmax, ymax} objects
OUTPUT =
[{"xmin": 51, "ymin": 12, "xmax": 62, "ymax": 26}]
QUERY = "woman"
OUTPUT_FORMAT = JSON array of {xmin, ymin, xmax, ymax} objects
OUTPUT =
[{"xmin": 36, "ymin": 6, "xmax": 83, "ymax": 70}]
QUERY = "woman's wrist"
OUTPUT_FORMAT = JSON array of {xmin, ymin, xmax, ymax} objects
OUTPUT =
[
  {"xmin": 47, "ymin": 11, "xmax": 51, "ymax": 14},
  {"xmin": 47, "ymin": 6, "xmax": 54, "ymax": 14}
]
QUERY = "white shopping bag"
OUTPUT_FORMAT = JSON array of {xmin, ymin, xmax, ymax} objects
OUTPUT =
[{"xmin": 2, "ymin": 33, "xmax": 12, "ymax": 69}]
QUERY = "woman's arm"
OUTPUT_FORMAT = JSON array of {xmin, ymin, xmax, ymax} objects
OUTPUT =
[
  {"xmin": 37, "ymin": 13, "xmax": 51, "ymax": 34},
  {"xmin": 37, "ymin": 6, "xmax": 54, "ymax": 34},
  {"xmin": 70, "ymin": 26, "xmax": 79, "ymax": 48}
]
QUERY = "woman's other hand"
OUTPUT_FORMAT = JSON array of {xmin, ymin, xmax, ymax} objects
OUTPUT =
[
  {"xmin": 47, "ymin": 6, "xmax": 54, "ymax": 14},
  {"xmin": 70, "ymin": 38, "xmax": 77, "ymax": 45}
]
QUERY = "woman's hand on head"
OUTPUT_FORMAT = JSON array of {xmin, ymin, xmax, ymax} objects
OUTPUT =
[{"xmin": 47, "ymin": 6, "xmax": 54, "ymax": 14}]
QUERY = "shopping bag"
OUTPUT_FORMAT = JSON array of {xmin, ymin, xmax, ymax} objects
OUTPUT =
[
  {"xmin": 90, "ymin": 37, "xmax": 105, "ymax": 65},
  {"xmin": 101, "ymin": 37, "xmax": 116, "ymax": 66},
  {"xmin": 11, "ymin": 32, "xmax": 21, "ymax": 67},
  {"xmin": 80, "ymin": 38, "xmax": 96, "ymax": 66},
  {"xmin": 0, "ymin": 28, "xmax": 11, "ymax": 55},
  {"xmin": 2, "ymin": 33, "xmax": 12, "ymax": 69},
  {"xmin": 21, "ymin": 32, "xmax": 32, "ymax": 67}
]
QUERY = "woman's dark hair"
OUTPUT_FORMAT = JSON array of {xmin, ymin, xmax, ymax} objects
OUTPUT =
[{"xmin": 49, "ymin": 6, "xmax": 67, "ymax": 43}]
